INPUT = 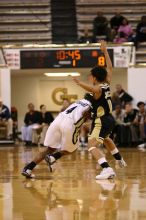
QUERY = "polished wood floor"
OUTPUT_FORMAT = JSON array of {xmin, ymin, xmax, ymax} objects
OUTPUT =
[{"xmin": 0, "ymin": 144, "xmax": 146, "ymax": 220}]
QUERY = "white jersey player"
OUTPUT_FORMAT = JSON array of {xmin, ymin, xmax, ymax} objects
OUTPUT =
[
  {"xmin": 44, "ymin": 99, "xmax": 91, "ymax": 153},
  {"xmin": 22, "ymin": 95, "xmax": 92, "ymax": 178}
]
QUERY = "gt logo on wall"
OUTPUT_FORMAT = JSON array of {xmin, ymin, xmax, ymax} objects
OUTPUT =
[{"xmin": 52, "ymin": 88, "xmax": 78, "ymax": 105}]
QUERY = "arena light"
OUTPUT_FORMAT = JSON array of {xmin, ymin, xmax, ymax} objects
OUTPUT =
[
  {"xmin": 136, "ymin": 63, "xmax": 146, "ymax": 67},
  {"xmin": 44, "ymin": 72, "xmax": 80, "ymax": 77}
]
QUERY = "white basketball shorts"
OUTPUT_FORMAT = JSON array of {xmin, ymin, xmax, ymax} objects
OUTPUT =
[{"xmin": 44, "ymin": 113, "xmax": 79, "ymax": 152}]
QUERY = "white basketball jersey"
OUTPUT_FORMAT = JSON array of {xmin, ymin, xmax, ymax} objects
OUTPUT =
[
  {"xmin": 44, "ymin": 99, "xmax": 91, "ymax": 152},
  {"xmin": 61, "ymin": 99, "xmax": 91, "ymax": 123}
]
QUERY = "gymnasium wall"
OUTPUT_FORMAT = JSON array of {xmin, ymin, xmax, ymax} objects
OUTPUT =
[
  {"xmin": 128, "ymin": 67, "xmax": 146, "ymax": 105},
  {"xmin": 0, "ymin": 68, "xmax": 11, "ymax": 108},
  {"xmin": 11, "ymin": 68, "xmax": 127, "ymax": 129}
]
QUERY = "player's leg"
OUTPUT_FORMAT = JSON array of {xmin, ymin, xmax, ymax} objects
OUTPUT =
[
  {"xmin": 102, "ymin": 115, "xmax": 127, "ymax": 168},
  {"xmin": 22, "ymin": 146, "xmax": 56, "ymax": 178},
  {"xmin": 22, "ymin": 115, "xmax": 62, "ymax": 178},
  {"xmin": 88, "ymin": 138, "xmax": 116, "ymax": 180},
  {"xmin": 79, "ymin": 120, "xmax": 91, "ymax": 147},
  {"xmin": 104, "ymin": 137, "xmax": 127, "ymax": 169},
  {"xmin": 45, "ymin": 150, "xmax": 71, "ymax": 172},
  {"xmin": 45, "ymin": 116, "xmax": 78, "ymax": 171},
  {"xmin": 88, "ymin": 118, "xmax": 116, "ymax": 180}
]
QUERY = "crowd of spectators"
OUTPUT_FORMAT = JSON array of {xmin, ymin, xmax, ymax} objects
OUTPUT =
[
  {"xmin": 112, "ymin": 100, "xmax": 146, "ymax": 147},
  {"xmin": 21, "ymin": 103, "xmax": 54, "ymax": 146},
  {"xmin": 78, "ymin": 13, "xmax": 146, "ymax": 47},
  {"xmin": 79, "ymin": 84, "xmax": 146, "ymax": 148},
  {"xmin": 1, "ymin": 90, "xmax": 146, "ymax": 148},
  {"xmin": 110, "ymin": 85, "xmax": 146, "ymax": 147},
  {"xmin": 0, "ymin": 98, "xmax": 13, "ymax": 140}
]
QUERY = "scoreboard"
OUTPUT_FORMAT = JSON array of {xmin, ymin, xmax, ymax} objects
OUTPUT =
[{"xmin": 20, "ymin": 48, "xmax": 114, "ymax": 69}]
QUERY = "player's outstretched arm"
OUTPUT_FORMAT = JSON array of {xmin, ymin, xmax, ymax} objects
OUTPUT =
[
  {"xmin": 99, "ymin": 40, "xmax": 113, "ymax": 84},
  {"xmin": 72, "ymin": 77, "xmax": 101, "ymax": 94}
]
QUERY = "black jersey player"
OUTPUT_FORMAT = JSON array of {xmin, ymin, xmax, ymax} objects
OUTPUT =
[{"xmin": 73, "ymin": 41, "xmax": 127, "ymax": 180}]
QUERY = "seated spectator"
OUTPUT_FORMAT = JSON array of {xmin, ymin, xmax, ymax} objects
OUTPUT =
[
  {"xmin": 60, "ymin": 98, "xmax": 71, "ymax": 112},
  {"xmin": 135, "ymin": 15, "xmax": 146, "ymax": 47},
  {"xmin": 111, "ymin": 92, "xmax": 121, "ymax": 110},
  {"xmin": 112, "ymin": 104, "xmax": 125, "ymax": 125},
  {"xmin": 21, "ymin": 103, "xmax": 40, "ymax": 146},
  {"xmin": 0, "ymin": 98, "xmax": 13, "ymax": 140},
  {"xmin": 118, "ymin": 18, "xmax": 134, "ymax": 42},
  {"xmin": 111, "ymin": 104, "xmax": 124, "ymax": 143},
  {"xmin": 134, "ymin": 101, "xmax": 146, "ymax": 143},
  {"xmin": 112, "ymin": 103, "xmax": 138, "ymax": 146},
  {"xmin": 93, "ymin": 11, "xmax": 110, "ymax": 41},
  {"xmin": 32, "ymin": 104, "xmax": 54, "ymax": 146},
  {"xmin": 115, "ymin": 84, "xmax": 133, "ymax": 107},
  {"xmin": 113, "ymin": 31, "xmax": 128, "ymax": 43},
  {"xmin": 78, "ymin": 28, "xmax": 96, "ymax": 43},
  {"xmin": 123, "ymin": 103, "xmax": 138, "ymax": 145},
  {"xmin": 110, "ymin": 12, "xmax": 125, "ymax": 32},
  {"xmin": 110, "ymin": 12, "xmax": 125, "ymax": 41},
  {"xmin": 11, "ymin": 106, "xmax": 18, "ymax": 140}
]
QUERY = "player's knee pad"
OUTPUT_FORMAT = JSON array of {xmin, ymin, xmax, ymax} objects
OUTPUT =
[{"xmin": 88, "ymin": 146, "xmax": 97, "ymax": 152}]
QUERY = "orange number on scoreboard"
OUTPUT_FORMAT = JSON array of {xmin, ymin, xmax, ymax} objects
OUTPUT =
[
  {"xmin": 72, "ymin": 59, "xmax": 76, "ymax": 67},
  {"xmin": 98, "ymin": 56, "xmax": 105, "ymax": 66},
  {"xmin": 75, "ymin": 50, "xmax": 81, "ymax": 60},
  {"xmin": 67, "ymin": 51, "xmax": 75, "ymax": 59},
  {"xmin": 56, "ymin": 51, "xmax": 66, "ymax": 60}
]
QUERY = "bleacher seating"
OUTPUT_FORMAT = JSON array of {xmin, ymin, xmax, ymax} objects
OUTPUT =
[
  {"xmin": 51, "ymin": 0, "xmax": 77, "ymax": 44},
  {"xmin": 76, "ymin": 0, "xmax": 146, "ymax": 36},
  {"xmin": 136, "ymin": 42, "xmax": 146, "ymax": 65},
  {"xmin": 0, "ymin": 0, "xmax": 145, "ymax": 65},
  {"xmin": 76, "ymin": 0, "xmax": 146, "ymax": 65},
  {"xmin": 0, "ymin": 0, "xmax": 52, "ymax": 44}
]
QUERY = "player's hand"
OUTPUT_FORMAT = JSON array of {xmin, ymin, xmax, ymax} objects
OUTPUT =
[
  {"xmin": 99, "ymin": 40, "xmax": 107, "ymax": 53},
  {"xmin": 72, "ymin": 77, "xmax": 80, "ymax": 85},
  {"xmin": 82, "ymin": 110, "xmax": 91, "ymax": 120}
]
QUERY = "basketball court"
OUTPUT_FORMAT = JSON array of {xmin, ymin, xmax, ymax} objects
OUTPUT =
[
  {"xmin": 0, "ymin": 1, "xmax": 146, "ymax": 219},
  {"xmin": 0, "ymin": 145, "xmax": 146, "ymax": 220}
]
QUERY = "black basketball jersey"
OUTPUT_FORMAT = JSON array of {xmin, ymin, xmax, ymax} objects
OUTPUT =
[{"xmin": 92, "ymin": 83, "xmax": 113, "ymax": 118}]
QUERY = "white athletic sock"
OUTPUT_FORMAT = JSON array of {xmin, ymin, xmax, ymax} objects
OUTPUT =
[
  {"xmin": 111, "ymin": 148, "xmax": 122, "ymax": 160},
  {"xmin": 111, "ymin": 148, "xmax": 119, "ymax": 155},
  {"xmin": 80, "ymin": 137, "xmax": 85, "ymax": 142},
  {"xmin": 98, "ymin": 157, "xmax": 107, "ymax": 165}
]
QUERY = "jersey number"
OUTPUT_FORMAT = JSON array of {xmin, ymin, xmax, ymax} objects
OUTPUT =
[
  {"xmin": 72, "ymin": 117, "xmax": 85, "ymax": 144},
  {"xmin": 66, "ymin": 106, "xmax": 77, "ymax": 114},
  {"xmin": 105, "ymin": 91, "xmax": 112, "ymax": 113}
]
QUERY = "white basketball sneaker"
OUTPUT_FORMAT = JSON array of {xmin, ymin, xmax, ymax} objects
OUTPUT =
[
  {"xmin": 137, "ymin": 143, "xmax": 146, "ymax": 151},
  {"xmin": 137, "ymin": 143, "xmax": 146, "ymax": 148},
  {"xmin": 45, "ymin": 155, "xmax": 56, "ymax": 172},
  {"xmin": 96, "ymin": 167, "xmax": 116, "ymax": 180},
  {"xmin": 115, "ymin": 158, "xmax": 127, "ymax": 169},
  {"xmin": 21, "ymin": 168, "xmax": 35, "ymax": 178}
]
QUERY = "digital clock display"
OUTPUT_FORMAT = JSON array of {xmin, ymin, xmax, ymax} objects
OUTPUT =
[{"xmin": 20, "ymin": 48, "xmax": 113, "ymax": 69}]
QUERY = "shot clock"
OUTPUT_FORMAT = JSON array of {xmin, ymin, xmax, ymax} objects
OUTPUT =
[
  {"xmin": 20, "ymin": 48, "xmax": 113, "ymax": 69},
  {"xmin": 56, "ymin": 50, "xmax": 81, "ymax": 67}
]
